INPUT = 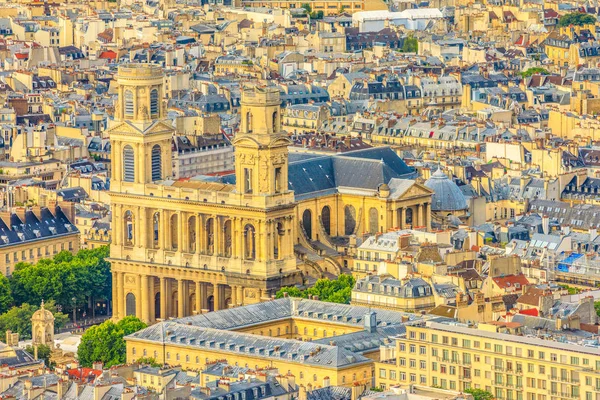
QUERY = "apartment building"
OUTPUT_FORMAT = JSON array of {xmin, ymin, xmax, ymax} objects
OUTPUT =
[{"xmin": 376, "ymin": 321, "xmax": 600, "ymax": 400}]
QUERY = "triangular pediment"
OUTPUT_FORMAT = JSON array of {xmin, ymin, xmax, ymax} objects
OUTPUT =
[
  {"xmin": 105, "ymin": 120, "xmax": 174, "ymax": 137},
  {"xmin": 389, "ymin": 179, "xmax": 434, "ymax": 200}
]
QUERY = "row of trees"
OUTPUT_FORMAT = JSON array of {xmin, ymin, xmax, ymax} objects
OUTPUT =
[
  {"xmin": 0, "ymin": 246, "xmax": 111, "ymax": 340},
  {"xmin": 276, "ymin": 274, "xmax": 355, "ymax": 303}
]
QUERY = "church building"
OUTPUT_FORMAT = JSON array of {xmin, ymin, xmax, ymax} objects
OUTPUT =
[{"xmin": 109, "ymin": 64, "xmax": 433, "ymax": 323}]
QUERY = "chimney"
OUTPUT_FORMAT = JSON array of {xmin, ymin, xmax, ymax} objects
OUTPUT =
[
  {"xmin": 15, "ymin": 207, "xmax": 26, "ymax": 223},
  {"xmin": 58, "ymin": 201, "xmax": 76, "ymax": 223},
  {"xmin": 590, "ymin": 226, "xmax": 598, "ymax": 242},
  {"xmin": 542, "ymin": 215, "xmax": 549, "ymax": 235},
  {"xmin": 291, "ymin": 297, "xmax": 300, "ymax": 315}
]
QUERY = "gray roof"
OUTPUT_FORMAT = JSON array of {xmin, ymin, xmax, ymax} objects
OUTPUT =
[
  {"xmin": 424, "ymin": 169, "xmax": 468, "ymax": 211},
  {"xmin": 127, "ymin": 321, "xmax": 371, "ymax": 368}
]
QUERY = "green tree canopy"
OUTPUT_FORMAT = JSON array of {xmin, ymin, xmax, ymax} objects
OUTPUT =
[
  {"xmin": 558, "ymin": 12, "xmax": 597, "ymax": 27},
  {"xmin": 401, "ymin": 37, "xmax": 418, "ymax": 53},
  {"xmin": 594, "ymin": 301, "xmax": 600, "ymax": 318},
  {"xmin": 9, "ymin": 246, "xmax": 110, "ymax": 312},
  {"xmin": 77, "ymin": 316, "xmax": 147, "ymax": 368},
  {"xmin": 464, "ymin": 388, "xmax": 494, "ymax": 400},
  {"xmin": 520, "ymin": 67, "xmax": 550, "ymax": 78},
  {"xmin": 0, "ymin": 275, "xmax": 12, "ymax": 314},
  {"xmin": 276, "ymin": 274, "xmax": 355, "ymax": 304}
]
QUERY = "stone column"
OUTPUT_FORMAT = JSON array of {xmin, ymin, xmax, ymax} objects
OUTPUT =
[
  {"xmin": 160, "ymin": 277, "xmax": 167, "ymax": 320},
  {"xmin": 231, "ymin": 285, "xmax": 237, "ymax": 308},
  {"xmin": 195, "ymin": 281, "xmax": 202, "ymax": 314},
  {"xmin": 195, "ymin": 215, "xmax": 201, "ymax": 253},
  {"xmin": 112, "ymin": 271, "xmax": 118, "ymax": 318},
  {"xmin": 201, "ymin": 283, "xmax": 208, "ymax": 309},
  {"xmin": 425, "ymin": 203, "xmax": 431, "ymax": 231},
  {"xmin": 136, "ymin": 275, "xmax": 142, "ymax": 318},
  {"xmin": 149, "ymin": 278, "xmax": 155, "ymax": 323},
  {"xmin": 138, "ymin": 207, "xmax": 146, "ymax": 248},
  {"xmin": 177, "ymin": 279, "xmax": 184, "ymax": 318},
  {"xmin": 417, "ymin": 204, "xmax": 423, "ymax": 227},
  {"xmin": 161, "ymin": 211, "xmax": 169, "ymax": 250},
  {"xmin": 237, "ymin": 286, "xmax": 244, "ymax": 306},
  {"xmin": 177, "ymin": 212, "xmax": 184, "ymax": 252},
  {"xmin": 214, "ymin": 216, "xmax": 221, "ymax": 256},
  {"xmin": 140, "ymin": 275, "xmax": 149, "ymax": 323},
  {"xmin": 213, "ymin": 284, "xmax": 221, "ymax": 311},
  {"xmin": 116, "ymin": 271, "xmax": 124, "ymax": 319},
  {"xmin": 401, "ymin": 208, "xmax": 407, "ymax": 229}
]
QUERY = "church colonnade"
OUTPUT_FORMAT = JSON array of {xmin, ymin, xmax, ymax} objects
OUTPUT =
[{"xmin": 112, "ymin": 204, "xmax": 295, "ymax": 264}]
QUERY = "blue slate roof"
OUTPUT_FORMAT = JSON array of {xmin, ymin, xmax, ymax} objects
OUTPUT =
[
  {"xmin": 224, "ymin": 147, "xmax": 415, "ymax": 200},
  {"xmin": 0, "ymin": 206, "xmax": 78, "ymax": 247}
]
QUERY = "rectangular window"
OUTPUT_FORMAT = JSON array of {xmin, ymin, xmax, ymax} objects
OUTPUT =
[
  {"xmin": 274, "ymin": 167, "xmax": 282, "ymax": 193},
  {"xmin": 244, "ymin": 168, "xmax": 252, "ymax": 193}
]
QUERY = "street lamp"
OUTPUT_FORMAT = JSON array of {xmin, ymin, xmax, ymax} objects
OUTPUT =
[{"xmin": 71, "ymin": 296, "xmax": 77, "ymax": 326}]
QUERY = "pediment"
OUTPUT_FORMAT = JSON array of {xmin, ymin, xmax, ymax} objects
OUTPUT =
[
  {"xmin": 392, "ymin": 181, "xmax": 434, "ymax": 200},
  {"xmin": 105, "ymin": 120, "xmax": 174, "ymax": 137}
]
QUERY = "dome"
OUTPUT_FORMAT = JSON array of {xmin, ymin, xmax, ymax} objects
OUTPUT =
[
  {"xmin": 398, "ymin": 278, "xmax": 433, "ymax": 298},
  {"xmin": 32, "ymin": 300, "xmax": 54, "ymax": 322},
  {"xmin": 424, "ymin": 169, "xmax": 468, "ymax": 211}
]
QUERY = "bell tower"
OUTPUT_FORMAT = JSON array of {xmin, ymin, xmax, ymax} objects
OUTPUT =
[
  {"xmin": 108, "ymin": 63, "xmax": 173, "ymax": 192},
  {"xmin": 233, "ymin": 86, "xmax": 290, "ymax": 197}
]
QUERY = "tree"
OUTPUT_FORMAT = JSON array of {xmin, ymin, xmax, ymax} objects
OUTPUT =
[
  {"xmin": 401, "ymin": 37, "xmax": 418, "ymax": 53},
  {"xmin": 9, "ymin": 246, "xmax": 111, "ymax": 317},
  {"xmin": 77, "ymin": 316, "xmax": 147, "ymax": 368},
  {"xmin": 0, "ymin": 275, "xmax": 12, "ymax": 314},
  {"xmin": 464, "ymin": 388, "xmax": 494, "ymax": 400},
  {"xmin": 595, "ymin": 301, "xmax": 600, "ymax": 318},
  {"xmin": 25, "ymin": 344, "xmax": 53, "ymax": 368},
  {"xmin": 301, "ymin": 3, "xmax": 311, "ymax": 13},
  {"xmin": 558, "ymin": 12, "xmax": 596, "ymax": 27},
  {"xmin": 275, "ymin": 274, "xmax": 355, "ymax": 304},
  {"xmin": 520, "ymin": 67, "xmax": 549, "ymax": 78}
]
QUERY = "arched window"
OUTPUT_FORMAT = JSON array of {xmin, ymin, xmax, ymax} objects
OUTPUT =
[
  {"xmin": 206, "ymin": 218, "xmax": 214, "ymax": 255},
  {"xmin": 344, "ymin": 205, "xmax": 356, "ymax": 235},
  {"xmin": 153, "ymin": 212, "xmax": 159, "ymax": 248},
  {"xmin": 244, "ymin": 224, "xmax": 256, "ymax": 260},
  {"xmin": 170, "ymin": 214, "xmax": 178, "ymax": 250},
  {"xmin": 321, "ymin": 206, "xmax": 331, "ymax": 235},
  {"xmin": 124, "ymin": 210, "xmax": 134, "ymax": 245},
  {"xmin": 150, "ymin": 89, "xmax": 159, "ymax": 117},
  {"xmin": 272, "ymin": 110, "xmax": 278, "ymax": 132},
  {"xmin": 274, "ymin": 222, "xmax": 284, "ymax": 259},
  {"xmin": 223, "ymin": 220, "xmax": 232, "ymax": 257},
  {"xmin": 246, "ymin": 111, "xmax": 252, "ymax": 133},
  {"xmin": 125, "ymin": 293, "xmax": 136, "ymax": 316},
  {"xmin": 151, "ymin": 144, "xmax": 162, "ymax": 181},
  {"xmin": 122, "ymin": 145, "xmax": 135, "ymax": 182},
  {"xmin": 369, "ymin": 207, "xmax": 378, "ymax": 234},
  {"xmin": 124, "ymin": 90, "xmax": 134, "ymax": 117},
  {"xmin": 302, "ymin": 209, "xmax": 312, "ymax": 239}
]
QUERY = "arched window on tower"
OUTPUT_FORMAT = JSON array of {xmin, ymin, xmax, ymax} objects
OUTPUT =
[
  {"xmin": 123, "ymin": 145, "xmax": 135, "ymax": 182},
  {"xmin": 206, "ymin": 218, "xmax": 214, "ymax": 255},
  {"xmin": 151, "ymin": 144, "xmax": 162, "ymax": 181},
  {"xmin": 150, "ymin": 89, "xmax": 159, "ymax": 118},
  {"xmin": 272, "ymin": 111, "xmax": 278, "ymax": 132},
  {"xmin": 223, "ymin": 220, "xmax": 232, "ymax": 257},
  {"xmin": 246, "ymin": 111, "xmax": 252, "ymax": 133},
  {"xmin": 124, "ymin": 90, "xmax": 134, "ymax": 118},
  {"xmin": 188, "ymin": 216, "xmax": 196, "ymax": 253},
  {"xmin": 244, "ymin": 224, "xmax": 256, "ymax": 260}
]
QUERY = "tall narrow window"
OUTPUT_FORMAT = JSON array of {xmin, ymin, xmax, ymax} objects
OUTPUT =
[
  {"xmin": 272, "ymin": 111, "xmax": 278, "ymax": 132},
  {"xmin": 274, "ymin": 167, "xmax": 282, "ymax": 193},
  {"xmin": 123, "ymin": 145, "xmax": 135, "ymax": 182},
  {"xmin": 153, "ymin": 212, "xmax": 160, "ymax": 248},
  {"xmin": 124, "ymin": 90, "xmax": 134, "ymax": 117},
  {"xmin": 244, "ymin": 168, "xmax": 252, "ymax": 194},
  {"xmin": 151, "ymin": 144, "xmax": 162, "ymax": 181},
  {"xmin": 150, "ymin": 89, "xmax": 159, "ymax": 118},
  {"xmin": 246, "ymin": 111, "xmax": 252, "ymax": 133},
  {"xmin": 124, "ymin": 210, "xmax": 134, "ymax": 245}
]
